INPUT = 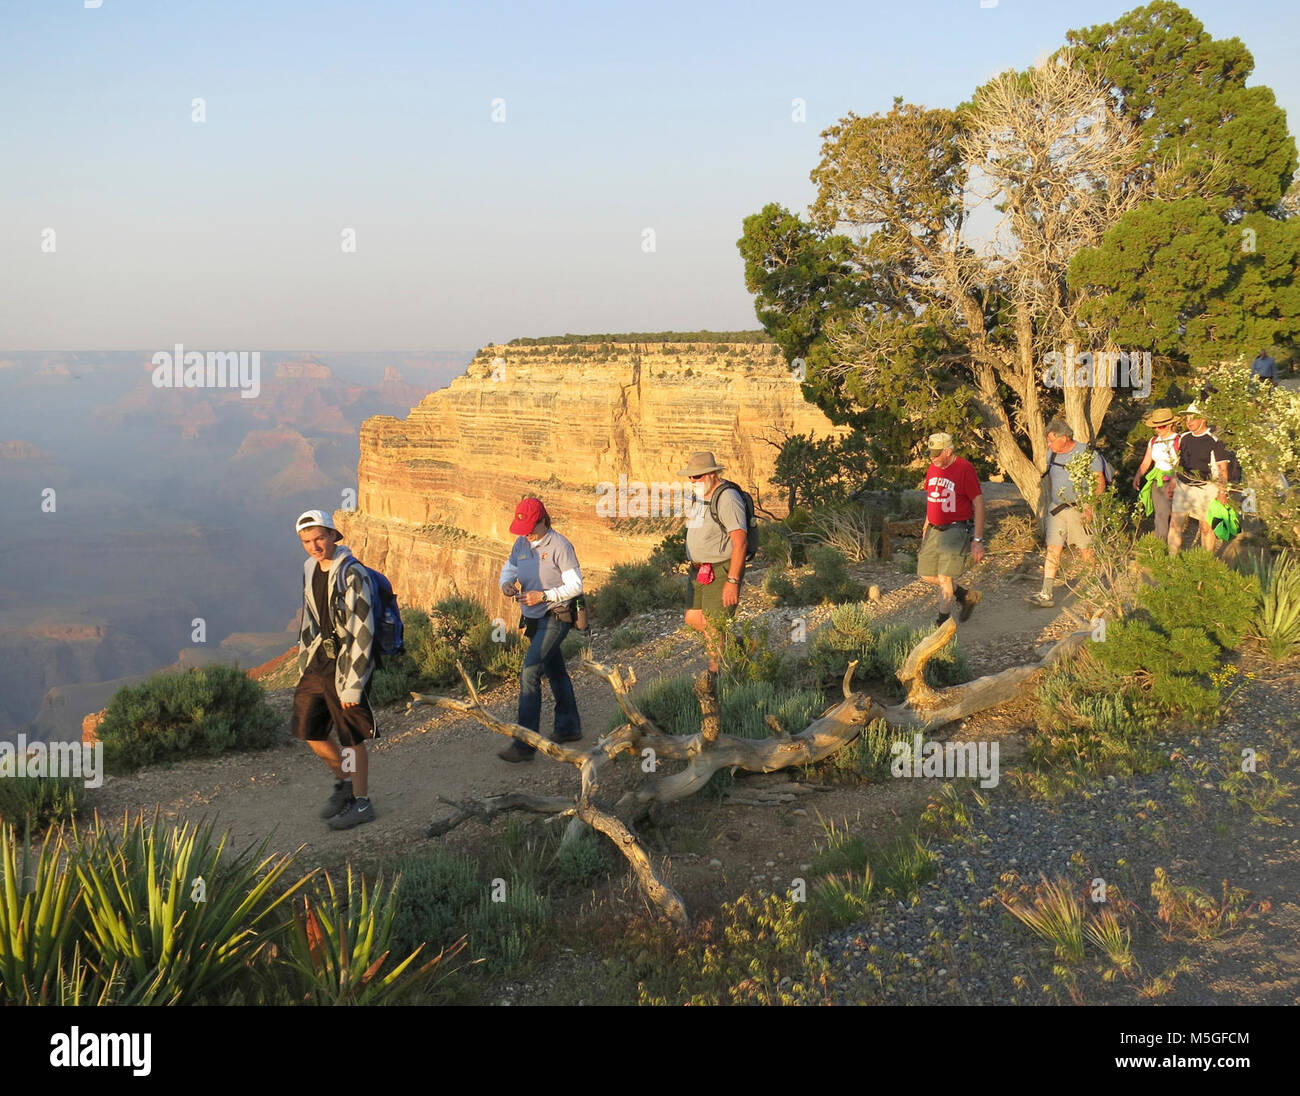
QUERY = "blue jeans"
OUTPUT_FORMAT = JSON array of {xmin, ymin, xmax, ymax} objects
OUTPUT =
[{"xmin": 515, "ymin": 614, "xmax": 580, "ymax": 753}]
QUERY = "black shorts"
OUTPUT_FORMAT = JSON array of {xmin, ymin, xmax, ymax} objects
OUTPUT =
[{"xmin": 291, "ymin": 668, "xmax": 376, "ymax": 747}]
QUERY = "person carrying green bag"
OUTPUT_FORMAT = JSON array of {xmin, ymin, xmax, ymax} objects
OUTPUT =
[{"xmin": 1132, "ymin": 407, "xmax": 1181, "ymax": 540}]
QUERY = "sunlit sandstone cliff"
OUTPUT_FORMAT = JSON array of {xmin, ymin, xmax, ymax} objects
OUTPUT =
[{"xmin": 335, "ymin": 340, "xmax": 841, "ymax": 622}]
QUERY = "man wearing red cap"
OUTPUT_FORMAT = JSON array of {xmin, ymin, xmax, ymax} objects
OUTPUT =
[{"xmin": 496, "ymin": 497, "xmax": 584, "ymax": 762}]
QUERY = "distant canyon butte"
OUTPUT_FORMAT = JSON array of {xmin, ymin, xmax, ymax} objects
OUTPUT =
[{"xmin": 337, "ymin": 340, "xmax": 839, "ymax": 625}]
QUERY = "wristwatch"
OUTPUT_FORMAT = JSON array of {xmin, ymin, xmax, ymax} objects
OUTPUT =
[
  {"xmin": 972, "ymin": 537, "xmax": 984, "ymax": 543},
  {"xmin": 726, "ymin": 576, "xmax": 742, "ymax": 584}
]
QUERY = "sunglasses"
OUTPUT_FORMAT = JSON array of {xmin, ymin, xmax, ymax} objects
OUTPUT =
[{"xmin": 688, "ymin": 474, "xmax": 708, "ymax": 481}]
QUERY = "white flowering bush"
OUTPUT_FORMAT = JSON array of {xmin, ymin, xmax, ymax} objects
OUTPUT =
[{"xmin": 1200, "ymin": 364, "xmax": 1300, "ymax": 549}]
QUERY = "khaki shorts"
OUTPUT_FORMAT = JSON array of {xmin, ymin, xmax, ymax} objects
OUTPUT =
[
  {"xmin": 1045, "ymin": 506, "xmax": 1091, "ymax": 549},
  {"xmin": 1172, "ymin": 479, "xmax": 1216, "ymax": 522},
  {"xmin": 917, "ymin": 523, "xmax": 970, "ymax": 578},
  {"xmin": 687, "ymin": 564, "xmax": 739, "ymax": 618}
]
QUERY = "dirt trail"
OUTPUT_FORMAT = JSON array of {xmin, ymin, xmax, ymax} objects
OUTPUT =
[{"xmin": 84, "ymin": 542, "xmax": 1076, "ymax": 874}]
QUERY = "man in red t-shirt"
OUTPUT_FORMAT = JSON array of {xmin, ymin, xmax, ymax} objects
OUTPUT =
[{"xmin": 917, "ymin": 432, "xmax": 986, "ymax": 626}]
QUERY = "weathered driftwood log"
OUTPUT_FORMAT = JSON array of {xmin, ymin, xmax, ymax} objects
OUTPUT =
[
  {"xmin": 409, "ymin": 622, "xmax": 1091, "ymax": 925},
  {"xmin": 880, "ymin": 618, "xmax": 1091, "ymax": 733}
]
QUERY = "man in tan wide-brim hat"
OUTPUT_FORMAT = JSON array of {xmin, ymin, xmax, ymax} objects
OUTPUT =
[
  {"xmin": 1132, "ymin": 408, "xmax": 1181, "ymax": 541},
  {"xmin": 678, "ymin": 451, "xmax": 749, "ymax": 675}
]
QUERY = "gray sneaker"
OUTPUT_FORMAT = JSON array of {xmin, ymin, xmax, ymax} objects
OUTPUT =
[
  {"xmin": 1024, "ymin": 591, "xmax": 1055, "ymax": 608},
  {"xmin": 320, "ymin": 779, "xmax": 353, "ymax": 819},
  {"xmin": 327, "ymin": 797, "xmax": 375, "ymax": 830}
]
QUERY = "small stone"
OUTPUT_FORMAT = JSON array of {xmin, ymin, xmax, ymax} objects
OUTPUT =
[
  {"xmin": 793, "ymin": 808, "xmax": 808, "ymax": 817},
  {"xmin": 868, "ymin": 585, "xmax": 881, "ymax": 602},
  {"xmin": 709, "ymin": 858, "xmax": 723, "ymax": 868}
]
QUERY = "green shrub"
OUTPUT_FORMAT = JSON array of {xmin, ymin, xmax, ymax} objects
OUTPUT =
[
  {"xmin": 97, "ymin": 665, "xmax": 281, "ymax": 771},
  {"xmin": 467, "ymin": 877, "xmax": 550, "ymax": 974},
  {"xmin": 589, "ymin": 562, "xmax": 683, "ymax": 626},
  {"xmin": 553, "ymin": 830, "xmax": 608, "ymax": 885},
  {"xmin": 406, "ymin": 599, "xmax": 525, "ymax": 689},
  {"xmin": 1248, "ymin": 549, "xmax": 1300, "ymax": 661},
  {"xmin": 809, "ymin": 604, "xmax": 970, "ymax": 693},
  {"xmin": 0, "ymin": 774, "xmax": 85, "ymax": 831},
  {"xmin": 763, "ymin": 567, "xmax": 797, "ymax": 601},
  {"xmin": 760, "ymin": 525, "xmax": 794, "ymax": 568},
  {"xmin": 367, "ymin": 651, "xmax": 424, "ymax": 708},
  {"xmin": 822, "ymin": 718, "xmax": 912, "ymax": 783},
  {"xmin": 390, "ymin": 849, "xmax": 480, "ymax": 957},
  {"xmin": 610, "ymin": 624, "xmax": 646, "ymax": 650},
  {"xmin": 1136, "ymin": 543, "xmax": 1258, "ymax": 651},
  {"xmin": 611, "ymin": 676, "xmax": 825, "ymax": 742},
  {"xmin": 766, "ymin": 545, "xmax": 862, "ymax": 606},
  {"xmin": 718, "ymin": 617, "xmax": 807, "ymax": 690},
  {"xmin": 650, "ymin": 528, "xmax": 688, "ymax": 568}
]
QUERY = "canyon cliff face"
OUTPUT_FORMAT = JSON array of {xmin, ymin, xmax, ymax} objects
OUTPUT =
[{"xmin": 335, "ymin": 341, "xmax": 841, "ymax": 621}]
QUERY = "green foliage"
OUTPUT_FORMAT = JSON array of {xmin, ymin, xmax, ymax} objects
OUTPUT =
[
  {"xmin": 366, "ymin": 650, "xmax": 424, "ymax": 708},
  {"xmin": 650, "ymin": 528, "xmax": 688, "ymax": 568},
  {"xmin": 718, "ymin": 617, "xmax": 805, "ymax": 691},
  {"xmin": 1248, "ymin": 550, "xmax": 1300, "ymax": 660},
  {"xmin": 553, "ymin": 831, "xmax": 609, "ymax": 886},
  {"xmin": 283, "ymin": 866, "xmax": 462, "ymax": 1005},
  {"xmin": 1198, "ymin": 365, "xmax": 1300, "ymax": 550},
  {"xmin": 610, "ymin": 676, "xmax": 824, "ymax": 746},
  {"xmin": 97, "ymin": 665, "xmax": 281, "ymax": 772},
  {"xmin": 809, "ymin": 603, "xmax": 970, "ymax": 693},
  {"xmin": 823, "ymin": 718, "xmax": 914, "ymax": 783},
  {"xmin": 503, "ymin": 330, "xmax": 768, "ymax": 346},
  {"xmin": 634, "ymin": 890, "xmax": 834, "ymax": 1005},
  {"xmin": 390, "ymin": 849, "xmax": 480, "ymax": 958},
  {"xmin": 0, "ymin": 823, "xmax": 87, "ymax": 1004},
  {"xmin": 772, "ymin": 432, "xmax": 877, "ymax": 509},
  {"xmin": 0, "ymin": 775, "xmax": 84, "ymax": 831},
  {"xmin": 1135, "ymin": 542, "xmax": 1258, "ymax": 651},
  {"xmin": 74, "ymin": 814, "xmax": 309, "ymax": 1005},
  {"xmin": 406, "ymin": 599, "xmax": 525, "ymax": 689},
  {"xmin": 764, "ymin": 545, "xmax": 862, "ymax": 606},
  {"xmin": 466, "ymin": 879, "xmax": 550, "ymax": 975},
  {"xmin": 588, "ymin": 561, "xmax": 683, "ymax": 626},
  {"xmin": 609, "ymin": 624, "xmax": 645, "ymax": 651}
]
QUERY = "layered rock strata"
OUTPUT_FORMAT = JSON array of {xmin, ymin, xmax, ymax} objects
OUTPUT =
[{"xmin": 336, "ymin": 341, "xmax": 840, "ymax": 622}]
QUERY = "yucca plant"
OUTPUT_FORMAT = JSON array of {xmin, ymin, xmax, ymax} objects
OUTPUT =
[
  {"xmin": 283, "ymin": 866, "xmax": 466, "ymax": 1005},
  {"xmin": 1249, "ymin": 550, "xmax": 1300, "ymax": 661},
  {"xmin": 0, "ymin": 822, "xmax": 83, "ymax": 1004},
  {"xmin": 73, "ymin": 812, "xmax": 309, "ymax": 1005}
]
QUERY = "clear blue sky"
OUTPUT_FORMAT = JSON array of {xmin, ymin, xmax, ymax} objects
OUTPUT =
[{"xmin": 2, "ymin": 0, "xmax": 1296, "ymax": 351}]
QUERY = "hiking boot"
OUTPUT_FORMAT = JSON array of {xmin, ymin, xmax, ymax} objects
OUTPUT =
[
  {"xmin": 320, "ymin": 779, "xmax": 353, "ymax": 819},
  {"xmin": 1024, "ymin": 591, "xmax": 1055, "ymax": 608},
  {"xmin": 326, "ymin": 797, "xmax": 374, "ymax": 830},
  {"xmin": 957, "ymin": 589, "xmax": 981, "ymax": 622},
  {"xmin": 497, "ymin": 741, "xmax": 536, "ymax": 763},
  {"xmin": 549, "ymin": 729, "xmax": 583, "ymax": 744}
]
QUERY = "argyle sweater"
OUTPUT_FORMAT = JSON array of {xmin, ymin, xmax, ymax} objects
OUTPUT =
[{"xmin": 297, "ymin": 548, "xmax": 375, "ymax": 703}]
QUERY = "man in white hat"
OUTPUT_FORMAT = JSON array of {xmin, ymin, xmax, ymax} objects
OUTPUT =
[
  {"xmin": 291, "ymin": 509, "xmax": 379, "ymax": 829},
  {"xmin": 918, "ymin": 432, "xmax": 985, "ymax": 625},
  {"xmin": 1168, "ymin": 404, "xmax": 1229, "ymax": 555},
  {"xmin": 679, "ymin": 451, "xmax": 748, "ymax": 673}
]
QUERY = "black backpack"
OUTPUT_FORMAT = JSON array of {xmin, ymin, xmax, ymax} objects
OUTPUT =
[{"xmin": 707, "ymin": 480, "xmax": 759, "ymax": 561}]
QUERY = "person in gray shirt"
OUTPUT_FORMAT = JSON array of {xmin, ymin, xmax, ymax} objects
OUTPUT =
[
  {"xmin": 496, "ymin": 496, "xmax": 584, "ymax": 762},
  {"xmin": 680, "ymin": 451, "xmax": 748, "ymax": 674},
  {"xmin": 1250, "ymin": 349, "xmax": 1278, "ymax": 385}
]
